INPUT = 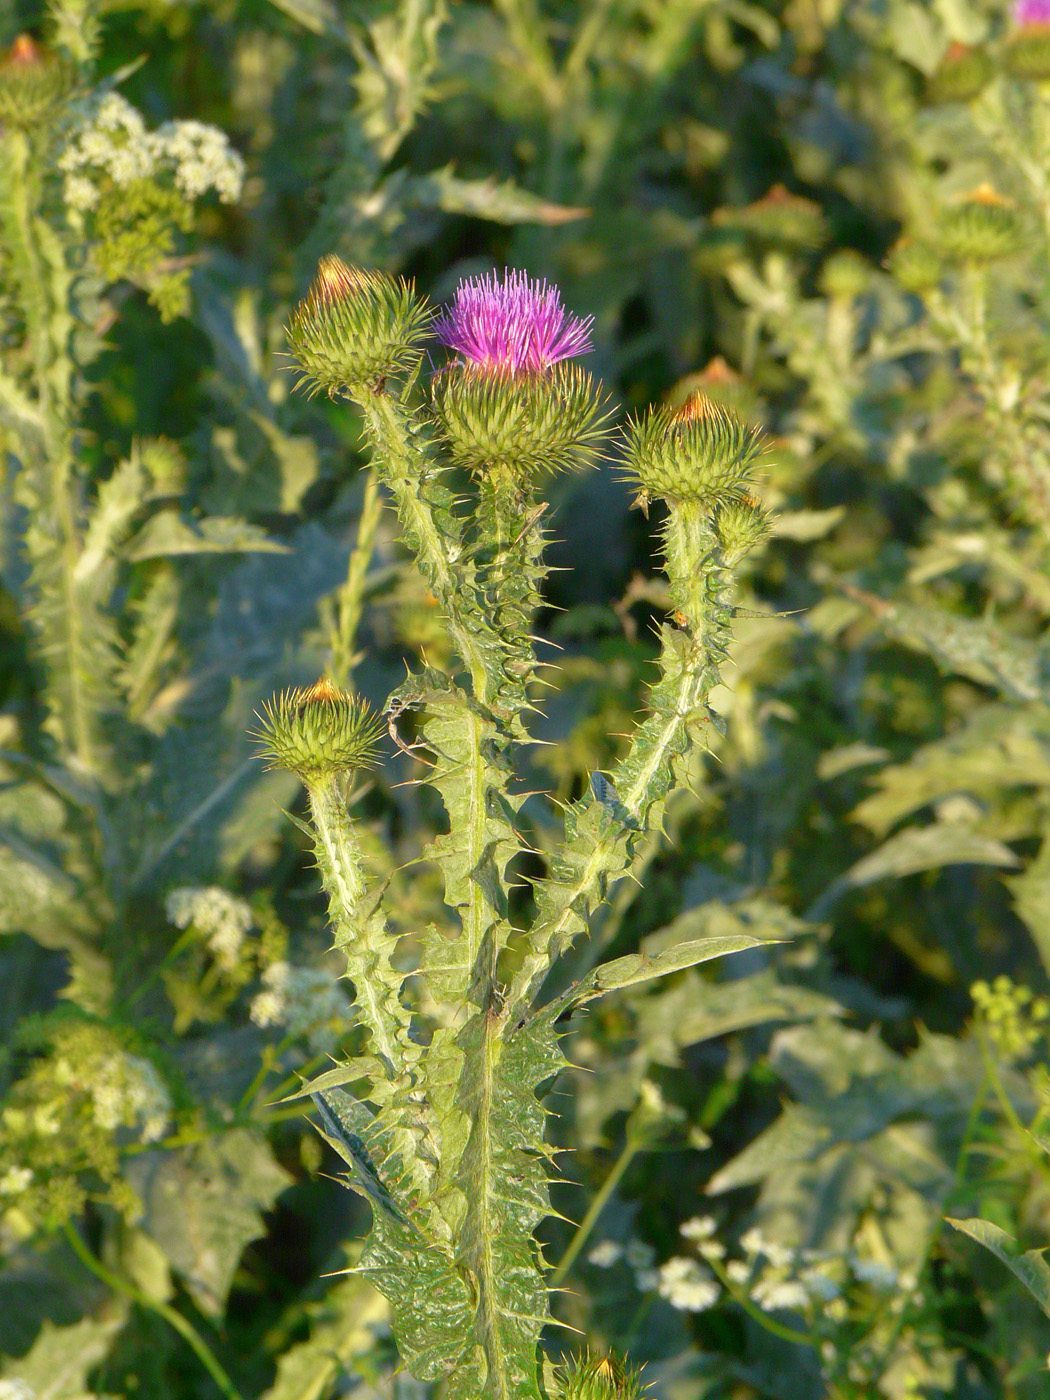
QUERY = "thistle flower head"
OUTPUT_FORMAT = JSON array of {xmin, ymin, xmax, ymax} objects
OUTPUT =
[
  {"xmin": 286, "ymin": 256, "xmax": 431, "ymax": 397},
  {"xmin": 621, "ymin": 391, "xmax": 766, "ymax": 510},
  {"xmin": 556, "ymin": 1353, "xmax": 647, "ymax": 1400},
  {"xmin": 1006, "ymin": 0, "xmax": 1050, "ymax": 76},
  {"xmin": 254, "ymin": 679, "xmax": 383, "ymax": 787},
  {"xmin": 432, "ymin": 359, "xmax": 611, "ymax": 482},
  {"xmin": 1014, "ymin": 0, "xmax": 1050, "ymax": 27},
  {"xmin": 0, "ymin": 34, "xmax": 75, "ymax": 128},
  {"xmin": 433, "ymin": 268, "xmax": 593, "ymax": 376},
  {"xmin": 934, "ymin": 186, "xmax": 1026, "ymax": 264}
]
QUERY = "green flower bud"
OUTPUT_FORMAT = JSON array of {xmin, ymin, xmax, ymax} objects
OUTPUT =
[
  {"xmin": 431, "ymin": 360, "xmax": 610, "ymax": 482},
  {"xmin": 715, "ymin": 493, "xmax": 771, "ymax": 564},
  {"xmin": 934, "ymin": 186, "xmax": 1026, "ymax": 264},
  {"xmin": 0, "ymin": 35, "xmax": 75, "ymax": 129},
  {"xmin": 557, "ymin": 1353, "xmax": 646, "ymax": 1400},
  {"xmin": 887, "ymin": 237, "xmax": 943, "ymax": 293},
  {"xmin": 819, "ymin": 249, "xmax": 871, "ymax": 300},
  {"xmin": 621, "ymin": 391, "xmax": 766, "ymax": 510},
  {"xmin": 285, "ymin": 256, "xmax": 431, "ymax": 397},
  {"xmin": 255, "ymin": 679, "xmax": 383, "ymax": 786},
  {"xmin": 926, "ymin": 42, "xmax": 993, "ymax": 103},
  {"xmin": 1004, "ymin": 25, "xmax": 1050, "ymax": 81},
  {"xmin": 711, "ymin": 183, "xmax": 827, "ymax": 251},
  {"xmin": 667, "ymin": 357, "xmax": 761, "ymax": 422}
]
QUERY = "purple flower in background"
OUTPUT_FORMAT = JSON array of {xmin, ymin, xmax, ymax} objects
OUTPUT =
[
  {"xmin": 433, "ymin": 269, "xmax": 594, "ymax": 375},
  {"xmin": 1015, "ymin": 0, "xmax": 1050, "ymax": 25}
]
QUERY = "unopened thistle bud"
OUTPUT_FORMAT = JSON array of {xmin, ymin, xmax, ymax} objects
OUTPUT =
[
  {"xmin": 0, "ymin": 35, "xmax": 75, "ymax": 128},
  {"xmin": 926, "ymin": 42, "xmax": 993, "ymax": 102},
  {"xmin": 621, "ymin": 391, "xmax": 765, "ymax": 511},
  {"xmin": 430, "ymin": 269, "xmax": 609, "ymax": 481},
  {"xmin": 711, "ymin": 183, "xmax": 826, "ymax": 251},
  {"xmin": 557, "ymin": 1353, "xmax": 646, "ymax": 1400},
  {"xmin": 255, "ymin": 679, "xmax": 382, "ymax": 786},
  {"xmin": 887, "ymin": 237, "xmax": 943, "ymax": 293},
  {"xmin": 933, "ymin": 186, "xmax": 1026, "ymax": 264},
  {"xmin": 286, "ymin": 256, "xmax": 431, "ymax": 397},
  {"xmin": 819, "ymin": 249, "xmax": 871, "ymax": 300},
  {"xmin": 1006, "ymin": 0, "xmax": 1050, "ymax": 80},
  {"xmin": 715, "ymin": 494, "xmax": 771, "ymax": 564}
]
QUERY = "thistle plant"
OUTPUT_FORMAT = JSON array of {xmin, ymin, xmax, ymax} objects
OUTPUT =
[{"xmin": 269, "ymin": 258, "xmax": 775, "ymax": 1396}]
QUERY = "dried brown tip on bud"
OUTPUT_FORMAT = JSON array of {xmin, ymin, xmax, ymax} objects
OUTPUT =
[
  {"xmin": 959, "ymin": 184, "xmax": 1013, "ymax": 208},
  {"xmin": 311, "ymin": 256, "xmax": 383, "ymax": 305},
  {"xmin": 9, "ymin": 34, "xmax": 42, "ymax": 65},
  {"xmin": 672, "ymin": 390, "xmax": 718, "ymax": 426}
]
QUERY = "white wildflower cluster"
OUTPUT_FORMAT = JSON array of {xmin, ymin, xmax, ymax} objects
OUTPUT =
[
  {"xmin": 165, "ymin": 885, "xmax": 253, "ymax": 969},
  {"xmin": 656, "ymin": 1255, "xmax": 720, "ymax": 1312},
  {"xmin": 249, "ymin": 961, "xmax": 353, "ymax": 1051},
  {"xmin": 0, "ymin": 1165, "xmax": 33, "ymax": 1196},
  {"xmin": 58, "ymin": 92, "xmax": 245, "ymax": 213},
  {"xmin": 588, "ymin": 1232, "xmax": 722, "ymax": 1313},
  {"xmin": 719, "ymin": 1227, "xmax": 846, "ymax": 1317},
  {"xmin": 0, "ymin": 1381, "xmax": 35, "ymax": 1400},
  {"xmin": 53, "ymin": 1049, "xmax": 171, "ymax": 1144}
]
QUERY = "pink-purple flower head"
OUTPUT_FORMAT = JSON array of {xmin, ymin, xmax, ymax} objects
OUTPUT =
[
  {"xmin": 433, "ymin": 269, "xmax": 594, "ymax": 376},
  {"xmin": 1015, "ymin": 0, "xmax": 1050, "ymax": 26}
]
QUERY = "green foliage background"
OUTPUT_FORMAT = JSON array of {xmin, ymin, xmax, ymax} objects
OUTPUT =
[{"xmin": 4, "ymin": 0, "xmax": 1050, "ymax": 1395}]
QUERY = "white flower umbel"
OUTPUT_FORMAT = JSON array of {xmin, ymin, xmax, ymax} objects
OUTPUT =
[
  {"xmin": 656, "ymin": 1256, "xmax": 721, "ymax": 1312},
  {"xmin": 587, "ymin": 1240, "xmax": 624, "ymax": 1268},
  {"xmin": 249, "ymin": 961, "xmax": 353, "ymax": 1052},
  {"xmin": 59, "ymin": 91, "xmax": 244, "ymax": 213},
  {"xmin": 165, "ymin": 885, "xmax": 253, "ymax": 968}
]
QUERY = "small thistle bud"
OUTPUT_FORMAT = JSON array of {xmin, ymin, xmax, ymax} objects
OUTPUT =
[
  {"xmin": 285, "ymin": 256, "xmax": 431, "ymax": 397},
  {"xmin": 668, "ymin": 357, "xmax": 761, "ymax": 422},
  {"xmin": 926, "ymin": 42, "xmax": 993, "ymax": 103},
  {"xmin": 933, "ymin": 186, "xmax": 1026, "ymax": 264},
  {"xmin": 430, "ymin": 269, "xmax": 609, "ymax": 481},
  {"xmin": 255, "ymin": 679, "xmax": 383, "ymax": 786},
  {"xmin": 621, "ymin": 391, "xmax": 766, "ymax": 510},
  {"xmin": 557, "ymin": 1353, "xmax": 646, "ymax": 1400},
  {"xmin": 0, "ymin": 35, "xmax": 75, "ymax": 128},
  {"xmin": 1006, "ymin": 0, "xmax": 1050, "ymax": 80},
  {"xmin": 818, "ymin": 249, "xmax": 871, "ymax": 300},
  {"xmin": 711, "ymin": 183, "xmax": 827, "ymax": 251},
  {"xmin": 887, "ymin": 237, "xmax": 943, "ymax": 293},
  {"xmin": 715, "ymin": 494, "xmax": 771, "ymax": 564}
]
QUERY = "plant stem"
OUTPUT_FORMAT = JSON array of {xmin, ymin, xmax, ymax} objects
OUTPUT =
[
  {"xmin": 64, "ymin": 1221, "xmax": 244, "ymax": 1400},
  {"xmin": 704, "ymin": 1249, "xmax": 818, "ymax": 1349},
  {"xmin": 330, "ymin": 463, "xmax": 384, "ymax": 687},
  {"xmin": 550, "ymin": 1138, "xmax": 640, "ymax": 1287}
]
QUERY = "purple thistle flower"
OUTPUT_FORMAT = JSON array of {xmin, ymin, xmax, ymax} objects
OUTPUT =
[
  {"xmin": 433, "ymin": 269, "xmax": 594, "ymax": 375},
  {"xmin": 1015, "ymin": 0, "xmax": 1050, "ymax": 26}
]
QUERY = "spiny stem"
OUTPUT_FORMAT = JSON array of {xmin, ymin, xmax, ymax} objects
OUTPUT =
[
  {"xmin": 360, "ymin": 391, "xmax": 497, "ymax": 703},
  {"xmin": 308, "ymin": 777, "xmax": 407, "ymax": 1072}
]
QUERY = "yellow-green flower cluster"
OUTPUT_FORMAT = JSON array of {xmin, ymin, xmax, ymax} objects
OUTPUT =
[
  {"xmin": 0, "ymin": 1023, "xmax": 171, "ymax": 1231},
  {"xmin": 971, "ymin": 975, "xmax": 1050, "ymax": 1059}
]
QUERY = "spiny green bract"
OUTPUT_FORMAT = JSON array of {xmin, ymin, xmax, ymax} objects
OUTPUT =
[
  {"xmin": 431, "ymin": 360, "xmax": 610, "ymax": 481},
  {"xmin": 1004, "ymin": 25, "xmax": 1050, "ymax": 81},
  {"xmin": 556, "ymin": 1353, "xmax": 647, "ymax": 1400},
  {"xmin": 714, "ymin": 494, "xmax": 771, "ymax": 564},
  {"xmin": 933, "ymin": 187, "xmax": 1027, "ymax": 265},
  {"xmin": 925, "ymin": 42, "xmax": 993, "ymax": 104},
  {"xmin": 622, "ymin": 391, "xmax": 766, "ymax": 509},
  {"xmin": 286, "ymin": 255, "xmax": 431, "ymax": 396},
  {"xmin": 255, "ymin": 679, "xmax": 383, "ymax": 786},
  {"xmin": 0, "ymin": 35, "xmax": 75, "ymax": 128}
]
